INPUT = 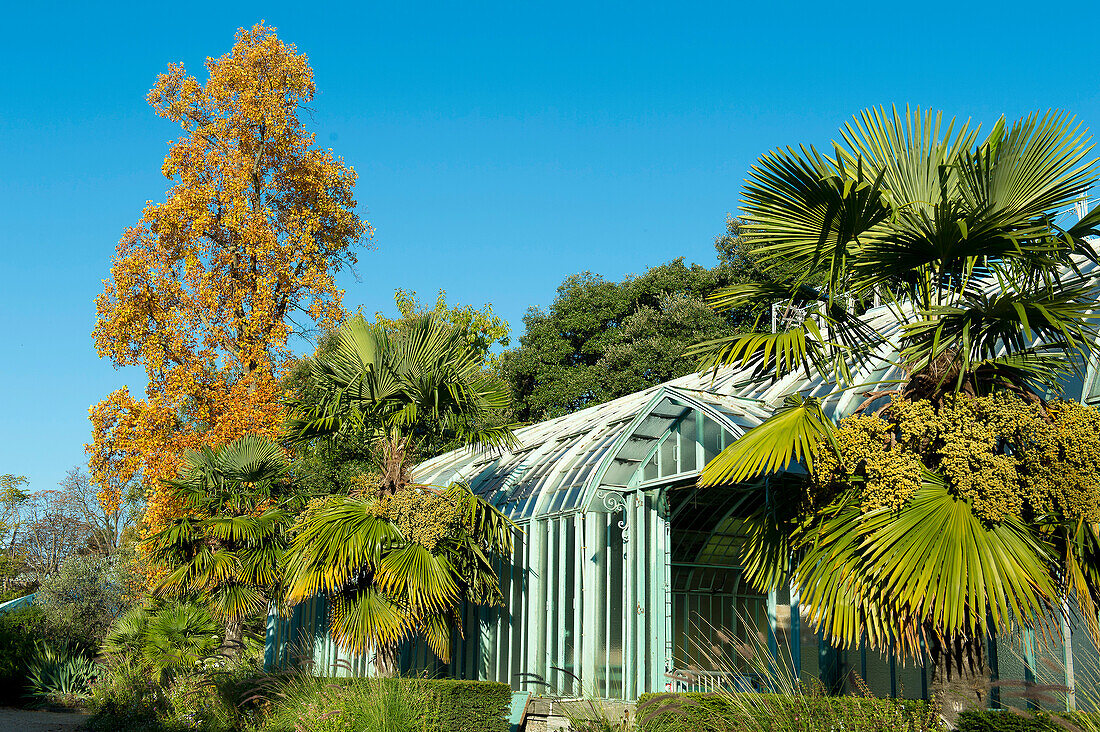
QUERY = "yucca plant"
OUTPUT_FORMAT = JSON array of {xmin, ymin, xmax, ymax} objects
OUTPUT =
[
  {"xmin": 25, "ymin": 643, "xmax": 98, "ymax": 703},
  {"xmin": 692, "ymin": 107, "xmax": 1100, "ymax": 720}
]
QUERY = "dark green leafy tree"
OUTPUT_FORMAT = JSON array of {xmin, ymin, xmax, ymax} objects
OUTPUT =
[
  {"xmin": 501, "ymin": 245, "xmax": 757, "ymax": 422},
  {"xmin": 693, "ymin": 107, "xmax": 1100, "ymax": 718}
]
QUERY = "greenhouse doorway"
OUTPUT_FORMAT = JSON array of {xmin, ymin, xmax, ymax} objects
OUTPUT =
[{"xmin": 664, "ymin": 480, "xmax": 786, "ymax": 692}]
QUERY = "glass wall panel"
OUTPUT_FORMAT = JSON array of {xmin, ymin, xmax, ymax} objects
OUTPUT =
[
  {"xmin": 660, "ymin": 438, "xmax": 676, "ymax": 479},
  {"xmin": 1072, "ymin": 605, "xmax": 1100, "ymax": 712},
  {"xmin": 864, "ymin": 648, "xmax": 892, "ymax": 698},
  {"xmin": 562, "ymin": 519, "xmax": 578, "ymax": 695},
  {"xmin": 798, "ymin": 618, "xmax": 822, "ymax": 689},
  {"xmin": 703, "ymin": 417, "xmax": 723, "ymax": 464},
  {"xmin": 679, "ymin": 416, "xmax": 697, "ymax": 472},
  {"xmin": 894, "ymin": 658, "xmax": 925, "ymax": 700},
  {"xmin": 608, "ymin": 519, "xmax": 625, "ymax": 698}
]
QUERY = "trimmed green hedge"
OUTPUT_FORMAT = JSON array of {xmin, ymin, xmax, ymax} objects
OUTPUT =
[
  {"xmin": 330, "ymin": 677, "xmax": 512, "ymax": 732},
  {"xmin": 956, "ymin": 709, "xmax": 1100, "ymax": 732},
  {"xmin": 636, "ymin": 692, "xmax": 941, "ymax": 732},
  {"xmin": 420, "ymin": 679, "xmax": 513, "ymax": 732}
]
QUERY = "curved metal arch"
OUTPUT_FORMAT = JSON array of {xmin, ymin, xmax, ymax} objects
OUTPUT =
[{"xmin": 579, "ymin": 386, "xmax": 758, "ymax": 513}]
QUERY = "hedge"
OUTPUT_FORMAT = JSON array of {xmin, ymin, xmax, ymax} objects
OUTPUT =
[
  {"xmin": 331, "ymin": 677, "xmax": 512, "ymax": 732},
  {"xmin": 957, "ymin": 709, "xmax": 1100, "ymax": 732},
  {"xmin": 636, "ymin": 692, "xmax": 941, "ymax": 732},
  {"xmin": 420, "ymin": 679, "xmax": 513, "ymax": 732}
]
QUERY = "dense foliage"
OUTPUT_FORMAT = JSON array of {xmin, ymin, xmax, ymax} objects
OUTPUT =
[
  {"xmin": 501, "ymin": 232, "xmax": 760, "ymax": 422},
  {"xmin": 0, "ymin": 605, "xmax": 44, "ymax": 704},
  {"xmin": 955, "ymin": 709, "xmax": 1100, "ymax": 732},
  {"xmin": 257, "ymin": 677, "xmax": 512, "ymax": 732},
  {"xmin": 34, "ymin": 553, "xmax": 130, "ymax": 653}
]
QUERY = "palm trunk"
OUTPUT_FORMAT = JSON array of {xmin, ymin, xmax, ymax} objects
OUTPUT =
[
  {"xmin": 222, "ymin": 618, "xmax": 244, "ymax": 658},
  {"xmin": 375, "ymin": 642, "xmax": 400, "ymax": 678},
  {"xmin": 927, "ymin": 630, "xmax": 989, "ymax": 724}
]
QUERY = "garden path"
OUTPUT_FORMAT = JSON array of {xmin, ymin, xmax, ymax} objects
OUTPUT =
[{"xmin": 0, "ymin": 707, "xmax": 89, "ymax": 731}]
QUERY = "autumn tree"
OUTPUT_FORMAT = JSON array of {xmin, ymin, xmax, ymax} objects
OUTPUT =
[{"xmin": 89, "ymin": 23, "xmax": 370, "ymax": 541}]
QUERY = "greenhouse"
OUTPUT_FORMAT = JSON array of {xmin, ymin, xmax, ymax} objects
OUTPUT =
[{"xmin": 266, "ymin": 300, "xmax": 1100, "ymax": 707}]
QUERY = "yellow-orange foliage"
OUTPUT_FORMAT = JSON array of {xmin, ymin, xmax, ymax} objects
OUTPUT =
[{"xmin": 88, "ymin": 23, "xmax": 370, "ymax": 544}]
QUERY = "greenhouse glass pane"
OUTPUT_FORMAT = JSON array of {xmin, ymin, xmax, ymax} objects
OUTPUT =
[
  {"xmin": 608, "ymin": 519, "xmax": 624, "ymax": 698},
  {"xmin": 643, "ymin": 454, "xmax": 657, "ymax": 482},
  {"xmin": 660, "ymin": 437, "xmax": 676, "ymax": 478},
  {"xmin": 563, "ymin": 520, "xmax": 577, "ymax": 696},
  {"xmin": 1072, "ymin": 604, "xmax": 1100, "ymax": 711},
  {"xmin": 679, "ymin": 416, "xmax": 697, "ymax": 472},
  {"xmin": 703, "ymin": 417, "xmax": 723, "ymax": 464},
  {"xmin": 863, "ymin": 647, "xmax": 892, "ymax": 698}
]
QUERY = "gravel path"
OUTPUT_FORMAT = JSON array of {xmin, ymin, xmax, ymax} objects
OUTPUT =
[{"xmin": 0, "ymin": 707, "xmax": 89, "ymax": 731}]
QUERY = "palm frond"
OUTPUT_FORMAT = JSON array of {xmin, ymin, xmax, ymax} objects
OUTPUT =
[{"xmin": 698, "ymin": 394, "xmax": 833, "ymax": 486}]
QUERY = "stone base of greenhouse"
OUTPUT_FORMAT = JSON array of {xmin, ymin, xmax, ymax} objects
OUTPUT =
[{"xmin": 265, "ymin": 367, "xmax": 1100, "ymax": 710}]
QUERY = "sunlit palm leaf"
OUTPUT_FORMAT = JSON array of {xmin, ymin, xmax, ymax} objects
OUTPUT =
[
  {"xmin": 283, "ymin": 495, "xmax": 402, "ymax": 604},
  {"xmin": 329, "ymin": 589, "xmax": 412, "ymax": 657},
  {"xmin": 699, "ymin": 395, "xmax": 833, "ymax": 486}
]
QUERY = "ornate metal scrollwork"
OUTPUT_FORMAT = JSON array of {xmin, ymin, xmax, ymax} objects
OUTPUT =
[{"xmin": 595, "ymin": 489, "xmax": 630, "ymax": 545}]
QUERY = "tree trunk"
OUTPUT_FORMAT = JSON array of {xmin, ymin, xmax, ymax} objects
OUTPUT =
[
  {"xmin": 221, "ymin": 618, "xmax": 244, "ymax": 658},
  {"xmin": 927, "ymin": 630, "xmax": 990, "ymax": 725},
  {"xmin": 375, "ymin": 642, "xmax": 400, "ymax": 678}
]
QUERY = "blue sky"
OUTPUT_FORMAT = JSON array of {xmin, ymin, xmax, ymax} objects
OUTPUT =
[{"xmin": 2, "ymin": 0, "xmax": 1099, "ymax": 493}]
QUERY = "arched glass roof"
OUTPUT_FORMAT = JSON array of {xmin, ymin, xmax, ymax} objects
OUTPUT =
[{"xmin": 413, "ymin": 381, "xmax": 771, "ymax": 520}]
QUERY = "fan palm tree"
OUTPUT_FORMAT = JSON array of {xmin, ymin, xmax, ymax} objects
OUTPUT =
[
  {"xmin": 693, "ymin": 107, "xmax": 1100, "ymax": 711},
  {"xmin": 284, "ymin": 312, "xmax": 515, "ymax": 463},
  {"xmin": 142, "ymin": 435, "xmax": 291, "ymax": 655},
  {"xmin": 281, "ymin": 313, "xmax": 518, "ymax": 673},
  {"xmin": 281, "ymin": 476, "xmax": 516, "ymax": 673},
  {"xmin": 102, "ymin": 602, "xmax": 220, "ymax": 682}
]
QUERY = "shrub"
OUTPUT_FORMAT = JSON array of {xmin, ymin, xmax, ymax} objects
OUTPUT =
[
  {"xmin": 956, "ymin": 709, "xmax": 1100, "ymax": 732},
  {"xmin": 636, "ymin": 692, "xmax": 942, "ymax": 732},
  {"xmin": 0, "ymin": 604, "xmax": 44, "ymax": 704},
  {"xmin": 164, "ymin": 673, "xmax": 242, "ymax": 732},
  {"xmin": 35, "ymin": 553, "xmax": 129, "ymax": 653},
  {"xmin": 24, "ymin": 643, "xmax": 98, "ymax": 704},
  {"xmin": 419, "ymin": 678, "xmax": 513, "ymax": 732},
  {"xmin": 256, "ymin": 676, "xmax": 512, "ymax": 732},
  {"xmin": 84, "ymin": 659, "xmax": 169, "ymax": 732},
  {"xmin": 85, "ymin": 658, "xmax": 261, "ymax": 732}
]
